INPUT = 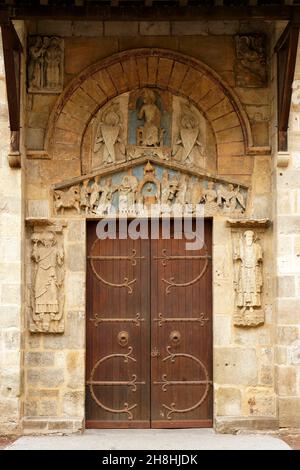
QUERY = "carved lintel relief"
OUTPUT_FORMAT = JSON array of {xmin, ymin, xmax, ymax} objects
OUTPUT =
[
  {"xmin": 28, "ymin": 223, "xmax": 65, "ymax": 333},
  {"xmin": 235, "ymin": 34, "xmax": 267, "ymax": 88},
  {"xmin": 28, "ymin": 36, "xmax": 64, "ymax": 93},
  {"xmin": 232, "ymin": 229, "xmax": 264, "ymax": 327},
  {"xmin": 52, "ymin": 159, "xmax": 248, "ymax": 218}
]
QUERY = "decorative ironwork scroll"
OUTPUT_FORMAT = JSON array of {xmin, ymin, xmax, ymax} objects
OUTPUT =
[
  {"xmin": 88, "ymin": 242, "xmax": 145, "ymax": 294},
  {"xmin": 154, "ymin": 247, "xmax": 211, "ymax": 294},
  {"xmin": 154, "ymin": 346, "xmax": 212, "ymax": 420},
  {"xmin": 154, "ymin": 312, "xmax": 209, "ymax": 327},
  {"xmin": 87, "ymin": 346, "xmax": 144, "ymax": 420},
  {"xmin": 90, "ymin": 312, "xmax": 144, "ymax": 327}
]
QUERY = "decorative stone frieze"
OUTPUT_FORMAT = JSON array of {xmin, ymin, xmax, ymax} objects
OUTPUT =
[{"xmin": 52, "ymin": 159, "xmax": 248, "ymax": 217}]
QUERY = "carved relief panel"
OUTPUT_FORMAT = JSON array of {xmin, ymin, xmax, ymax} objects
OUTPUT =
[
  {"xmin": 28, "ymin": 36, "xmax": 64, "ymax": 93},
  {"xmin": 232, "ymin": 229, "xmax": 264, "ymax": 327},
  {"xmin": 28, "ymin": 224, "xmax": 65, "ymax": 333},
  {"xmin": 234, "ymin": 34, "xmax": 267, "ymax": 88},
  {"xmin": 52, "ymin": 160, "xmax": 248, "ymax": 217},
  {"xmin": 82, "ymin": 88, "xmax": 217, "ymax": 175}
]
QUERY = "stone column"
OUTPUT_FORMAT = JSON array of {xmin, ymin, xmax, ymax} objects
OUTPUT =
[
  {"xmin": 275, "ymin": 32, "xmax": 300, "ymax": 429},
  {"xmin": 0, "ymin": 21, "xmax": 25, "ymax": 434}
]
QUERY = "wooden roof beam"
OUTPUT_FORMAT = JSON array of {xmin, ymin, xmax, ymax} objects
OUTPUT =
[
  {"xmin": 1, "ymin": 20, "xmax": 23, "ymax": 165},
  {"xmin": 275, "ymin": 22, "xmax": 299, "ymax": 151}
]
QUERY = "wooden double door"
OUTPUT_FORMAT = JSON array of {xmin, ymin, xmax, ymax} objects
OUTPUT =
[{"xmin": 86, "ymin": 220, "xmax": 213, "ymax": 428}]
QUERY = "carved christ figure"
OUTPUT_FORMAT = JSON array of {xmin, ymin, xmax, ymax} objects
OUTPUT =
[
  {"xmin": 138, "ymin": 89, "xmax": 162, "ymax": 146},
  {"xmin": 234, "ymin": 230, "xmax": 263, "ymax": 314},
  {"xmin": 31, "ymin": 231, "xmax": 64, "ymax": 332}
]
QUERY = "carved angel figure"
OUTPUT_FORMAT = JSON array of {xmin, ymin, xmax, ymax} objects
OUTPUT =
[
  {"xmin": 172, "ymin": 104, "xmax": 205, "ymax": 165},
  {"xmin": 217, "ymin": 184, "xmax": 245, "ymax": 213},
  {"xmin": 31, "ymin": 231, "xmax": 64, "ymax": 333},
  {"xmin": 94, "ymin": 103, "xmax": 125, "ymax": 165},
  {"xmin": 233, "ymin": 230, "xmax": 263, "ymax": 316}
]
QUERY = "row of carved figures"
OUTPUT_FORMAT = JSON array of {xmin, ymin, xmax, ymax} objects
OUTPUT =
[{"xmin": 53, "ymin": 164, "xmax": 246, "ymax": 216}]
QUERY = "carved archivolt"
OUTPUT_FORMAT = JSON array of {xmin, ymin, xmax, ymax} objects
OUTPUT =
[
  {"xmin": 44, "ymin": 48, "xmax": 253, "ymax": 159},
  {"xmin": 28, "ymin": 224, "xmax": 65, "ymax": 333},
  {"xmin": 233, "ymin": 230, "xmax": 264, "ymax": 327},
  {"xmin": 52, "ymin": 159, "xmax": 248, "ymax": 217}
]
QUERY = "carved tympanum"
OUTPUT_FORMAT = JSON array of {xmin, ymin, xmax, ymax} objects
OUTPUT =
[
  {"xmin": 235, "ymin": 34, "xmax": 267, "ymax": 88},
  {"xmin": 28, "ymin": 36, "xmax": 64, "ymax": 93},
  {"xmin": 233, "ymin": 230, "xmax": 264, "ymax": 327},
  {"xmin": 83, "ymin": 88, "xmax": 217, "ymax": 174},
  {"xmin": 29, "ymin": 227, "xmax": 65, "ymax": 333}
]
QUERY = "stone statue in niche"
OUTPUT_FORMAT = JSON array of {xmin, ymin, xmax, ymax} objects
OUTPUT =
[
  {"xmin": 137, "ymin": 89, "xmax": 163, "ymax": 147},
  {"xmin": 30, "ymin": 228, "xmax": 64, "ymax": 333},
  {"xmin": 172, "ymin": 104, "xmax": 205, "ymax": 166},
  {"xmin": 233, "ymin": 230, "xmax": 264, "ymax": 326},
  {"xmin": 28, "ymin": 36, "xmax": 64, "ymax": 93},
  {"xmin": 93, "ymin": 102, "xmax": 125, "ymax": 165},
  {"xmin": 217, "ymin": 184, "xmax": 245, "ymax": 214},
  {"xmin": 54, "ymin": 186, "xmax": 81, "ymax": 215},
  {"xmin": 235, "ymin": 34, "xmax": 267, "ymax": 88}
]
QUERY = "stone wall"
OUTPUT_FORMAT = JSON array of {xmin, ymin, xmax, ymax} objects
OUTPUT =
[
  {"xmin": 1, "ymin": 18, "xmax": 293, "ymax": 434},
  {"xmin": 0, "ymin": 21, "xmax": 26, "ymax": 435},
  {"xmin": 275, "ymin": 35, "xmax": 300, "ymax": 430},
  {"xmin": 23, "ymin": 220, "xmax": 86, "ymax": 434}
]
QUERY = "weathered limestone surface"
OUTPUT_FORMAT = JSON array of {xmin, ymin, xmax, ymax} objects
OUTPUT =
[
  {"xmin": 0, "ymin": 18, "xmax": 290, "ymax": 435},
  {"xmin": 0, "ymin": 21, "xmax": 26, "ymax": 435},
  {"xmin": 275, "ymin": 35, "xmax": 300, "ymax": 430}
]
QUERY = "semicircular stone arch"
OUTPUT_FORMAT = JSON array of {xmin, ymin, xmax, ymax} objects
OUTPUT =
[{"xmin": 45, "ymin": 48, "xmax": 253, "ymax": 170}]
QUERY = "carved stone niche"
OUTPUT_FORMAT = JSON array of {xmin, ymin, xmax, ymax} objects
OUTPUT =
[
  {"xmin": 27, "ymin": 220, "xmax": 66, "ymax": 333},
  {"xmin": 228, "ymin": 219, "xmax": 271, "ymax": 327},
  {"xmin": 234, "ymin": 34, "xmax": 267, "ymax": 88},
  {"xmin": 27, "ymin": 36, "xmax": 64, "ymax": 93}
]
